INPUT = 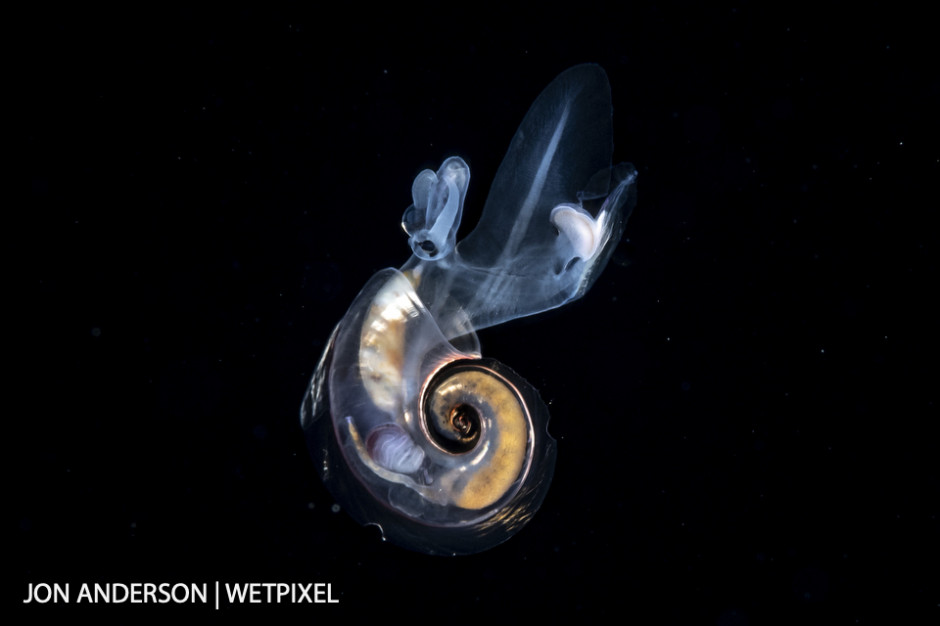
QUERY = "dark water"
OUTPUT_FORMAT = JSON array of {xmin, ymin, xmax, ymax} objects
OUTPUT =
[{"xmin": 20, "ymin": 6, "xmax": 937, "ymax": 623}]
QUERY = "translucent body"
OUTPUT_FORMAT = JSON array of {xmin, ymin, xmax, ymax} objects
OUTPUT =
[{"xmin": 301, "ymin": 65, "xmax": 637, "ymax": 555}]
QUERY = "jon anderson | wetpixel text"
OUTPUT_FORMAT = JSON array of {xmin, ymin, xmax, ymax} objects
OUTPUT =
[{"xmin": 24, "ymin": 582, "xmax": 339, "ymax": 606}]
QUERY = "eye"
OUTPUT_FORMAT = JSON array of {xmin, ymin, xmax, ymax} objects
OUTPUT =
[{"xmin": 418, "ymin": 240, "xmax": 438, "ymax": 256}]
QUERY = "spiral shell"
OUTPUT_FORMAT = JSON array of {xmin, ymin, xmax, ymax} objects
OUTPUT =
[{"xmin": 302, "ymin": 270, "xmax": 555, "ymax": 555}]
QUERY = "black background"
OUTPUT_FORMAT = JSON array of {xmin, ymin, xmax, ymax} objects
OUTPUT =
[{"xmin": 21, "ymin": 4, "xmax": 937, "ymax": 623}]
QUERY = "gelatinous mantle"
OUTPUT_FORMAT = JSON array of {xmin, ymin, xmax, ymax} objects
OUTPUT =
[{"xmin": 302, "ymin": 64, "xmax": 637, "ymax": 555}]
